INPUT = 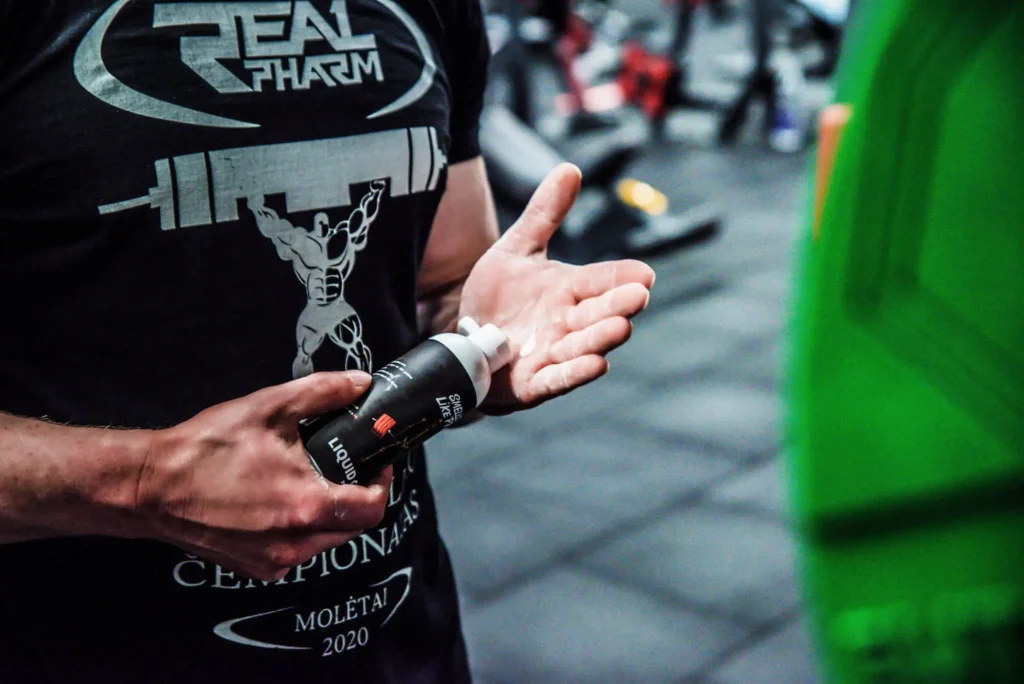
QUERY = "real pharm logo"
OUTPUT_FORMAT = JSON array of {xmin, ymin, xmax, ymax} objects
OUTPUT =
[{"xmin": 74, "ymin": 0, "xmax": 439, "ymax": 128}]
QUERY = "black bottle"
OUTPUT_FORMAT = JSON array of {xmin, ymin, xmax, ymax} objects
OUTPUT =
[{"xmin": 299, "ymin": 318, "xmax": 512, "ymax": 486}]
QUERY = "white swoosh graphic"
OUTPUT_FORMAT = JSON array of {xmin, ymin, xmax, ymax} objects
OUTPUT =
[
  {"xmin": 73, "ymin": 0, "xmax": 259, "ymax": 129},
  {"xmin": 370, "ymin": 566, "xmax": 413, "ymax": 626},
  {"xmin": 367, "ymin": 0, "xmax": 437, "ymax": 120},
  {"xmin": 212, "ymin": 567, "xmax": 412, "ymax": 649},
  {"xmin": 213, "ymin": 607, "xmax": 312, "ymax": 650}
]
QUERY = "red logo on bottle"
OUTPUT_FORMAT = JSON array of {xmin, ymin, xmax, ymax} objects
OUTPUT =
[{"xmin": 372, "ymin": 414, "xmax": 397, "ymax": 438}]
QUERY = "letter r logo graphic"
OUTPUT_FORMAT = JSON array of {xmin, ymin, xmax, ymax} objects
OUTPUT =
[{"xmin": 373, "ymin": 414, "xmax": 396, "ymax": 437}]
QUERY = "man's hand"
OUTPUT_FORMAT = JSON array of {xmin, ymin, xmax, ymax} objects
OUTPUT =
[
  {"xmin": 135, "ymin": 371, "xmax": 391, "ymax": 581},
  {"xmin": 460, "ymin": 164, "xmax": 656, "ymax": 414}
]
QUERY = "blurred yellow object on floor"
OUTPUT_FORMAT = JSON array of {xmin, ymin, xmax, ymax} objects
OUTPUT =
[{"xmin": 616, "ymin": 179, "xmax": 668, "ymax": 216}]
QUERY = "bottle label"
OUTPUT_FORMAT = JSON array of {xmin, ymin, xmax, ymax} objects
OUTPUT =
[
  {"xmin": 434, "ymin": 394, "xmax": 464, "ymax": 427},
  {"xmin": 301, "ymin": 340, "xmax": 478, "ymax": 486}
]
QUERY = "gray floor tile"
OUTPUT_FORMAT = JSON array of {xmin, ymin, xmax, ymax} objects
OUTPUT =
[
  {"xmin": 609, "ymin": 307, "xmax": 749, "ymax": 383},
  {"xmin": 490, "ymin": 372, "xmax": 646, "ymax": 436},
  {"xmin": 426, "ymin": 420, "xmax": 523, "ymax": 485},
  {"xmin": 698, "ymin": 212, "xmax": 799, "ymax": 273},
  {"xmin": 621, "ymin": 382, "xmax": 780, "ymax": 456},
  {"xmin": 727, "ymin": 337, "xmax": 785, "ymax": 389},
  {"xmin": 667, "ymin": 289, "xmax": 785, "ymax": 342},
  {"xmin": 736, "ymin": 268, "xmax": 794, "ymax": 305},
  {"xmin": 434, "ymin": 474, "xmax": 596, "ymax": 601},
  {"xmin": 581, "ymin": 508, "xmax": 801, "ymax": 625},
  {"xmin": 463, "ymin": 568, "xmax": 748, "ymax": 684},
  {"xmin": 685, "ymin": 240, "xmax": 791, "ymax": 282},
  {"xmin": 711, "ymin": 617, "xmax": 822, "ymax": 684},
  {"xmin": 644, "ymin": 256, "xmax": 731, "ymax": 314},
  {"xmin": 475, "ymin": 426, "xmax": 735, "ymax": 530},
  {"xmin": 710, "ymin": 459, "xmax": 788, "ymax": 517}
]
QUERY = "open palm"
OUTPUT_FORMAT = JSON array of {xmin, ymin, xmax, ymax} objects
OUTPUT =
[{"xmin": 461, "ymin": 164, "xmax": 656, "ymax": 414}]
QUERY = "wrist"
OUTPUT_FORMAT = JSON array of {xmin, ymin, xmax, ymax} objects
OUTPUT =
[
  {"xmin": 418, "ymin": 283, "xmax": 466, "ymax": 337},
  {"xmin": 81, "ymin": 427, "xmax": 160, "ymax": 539},
  {"xmin": 24, "ymin": 422, "xmax": 157, "ymax": 541},
  {"xmin": 0, "ymin": 412, "xmax": 171, "ymax": 545}
]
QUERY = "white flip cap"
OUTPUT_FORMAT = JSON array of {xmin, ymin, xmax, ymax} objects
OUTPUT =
[{"xmin": 458, "ymin": 317, "xmax": 513, "ymax": 374}]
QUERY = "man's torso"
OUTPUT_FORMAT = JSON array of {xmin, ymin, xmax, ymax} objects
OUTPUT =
[{"xmin": 0, "ymin": 1, "xmax": 477, "ymax": 680}]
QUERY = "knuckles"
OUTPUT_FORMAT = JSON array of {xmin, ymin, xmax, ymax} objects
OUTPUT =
[
  {"xmin": 364, "ymin": 490, "xmax": 389, "ymax": 527},
  {"xmin": 286, "ymin": 481, "xmax": 390, "ymax": 532},
  {"xmin": 303, "ymin": 373, "xmax": 331, "ymax": 396},
  {"xmin": 288, "ymin": 498, "xmax": 326, "ymax": 530},
  {"xmin": 304, "ymin": 373, "xmax": 341, "ymax": 401},
  {"xmin": 368, "ymin": 503, "xmax": 387, "ymax": 528},
  {"xmin": 614, "ymin": 317, "xmax": 634, "ymax": 344},
  {"xmin": 264, "ymin": 544, "xmax": 304, "ymax": 572}
]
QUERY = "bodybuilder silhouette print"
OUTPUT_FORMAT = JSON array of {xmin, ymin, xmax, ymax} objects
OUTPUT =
[{"xmin": 248, "ymin": 180, "xmax": 386, "ymax": 377}]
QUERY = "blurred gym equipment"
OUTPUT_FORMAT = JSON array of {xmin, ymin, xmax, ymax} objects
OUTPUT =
[
  {"xmin": 716, "ymin": 0, "xmax": 812, "ymax": 150},
  {"xmin": 481, "ymin": 0, "xmax": 722, "ymax": 262},
  {"xmin": 512, "ymin": 0, "xmax": 818, "ymax": 152},
  {"xmin": 480, "ymin": 104, "xmax": 720, "ymax": 262},
  {"xmin": 787, "ymin": 0, "xmax": 848, "ymax": 79},
  {"xmin": 522, "ymin": 0, "xmax": 725, "ymax": 135}
]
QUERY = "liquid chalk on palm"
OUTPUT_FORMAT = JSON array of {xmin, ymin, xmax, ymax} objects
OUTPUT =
[{"xmin": 299, "ymin": 318, "xmax": 512, "ymax": 486}]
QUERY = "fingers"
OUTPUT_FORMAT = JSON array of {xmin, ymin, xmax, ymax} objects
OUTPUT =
[
  {"xmin": 202, "ymin": 530, "xmax": 362, "ymax": 583},
  {"xmin": 317, "ymin": 465, "xmax": 393, "ymax": 531},
  {"xmin": 184, "ymin": 466, "xmax": 393, "ymax": 583},
  {"xmin": 566, "ymin": 283, "xmax": 650, "ymax": 331},
  {"xmin": 275, "ymin": 466, "xmax": 392, "ymax": 577},
  {"xmin": 571, "ymin": 260, "xmax": 656, "ymax": 301},
  {"xmin": 497, "ymin": 163, "xmax": 582, "ymax": 256},
  {"xmin": 529, "ymin": 354, "xmax": 609, "ymax": 399},
  {"xmin": 263, "ymin": 371, "xmax": 373, "ymax": 424},
  {"xmin": 546, "ymin": 316, "xmax": 633, "ymax": 365}
]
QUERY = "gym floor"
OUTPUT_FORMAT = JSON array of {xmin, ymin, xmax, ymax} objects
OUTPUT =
[{"xmin": 429, "ymin": 1, "xmax": 828, "ymax": 681}]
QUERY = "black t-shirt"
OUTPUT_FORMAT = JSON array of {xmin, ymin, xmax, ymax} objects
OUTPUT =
[{"xmin": 0, "ymin": 1, "xmax": 488, "ymax": 681}]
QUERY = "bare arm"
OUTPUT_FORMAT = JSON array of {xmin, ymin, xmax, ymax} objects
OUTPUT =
[
  {"xmin": 417, "ymin": 157, "xmax": 500, "ymax": 336},
  {"xmin": 0, "ymin": 373, "xmax": 391, "ymax": 580},
  {"xmin": 0, "ymin": 413, "xmax": 150, "ymax": 544},
  {"xmin": 415, "ymin": 157, "xmax": 500, "ymax": 426}
]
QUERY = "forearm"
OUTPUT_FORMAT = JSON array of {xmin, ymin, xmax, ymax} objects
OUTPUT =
[
  {"xmin": 0, "ymin": 413, "xmax": 151, "ymax": 545},
  {"xmin": 418, "ymin": 157, "xmax": 498, "ymax": 336},
  {"xmin": 417, "ymin": 157, "xmax": 500, "ymax": 424},
  {"xmin": 419, "ymin": 281, "xmax": 466, "ymax": 337}
]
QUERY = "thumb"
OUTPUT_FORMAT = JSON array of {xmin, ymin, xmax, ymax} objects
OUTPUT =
[
  {"xmin": 498, "ymin": 163, "xmax": 582, "ymax": 256},
  {"xmin": 265, "ymin": 371, "xmax": 373, "ymax": 425}
]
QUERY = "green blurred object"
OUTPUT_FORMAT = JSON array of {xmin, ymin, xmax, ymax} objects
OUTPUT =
[{"xmin": 788, "ymin": 1, "xmax": 1024, "ymax": 682}]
